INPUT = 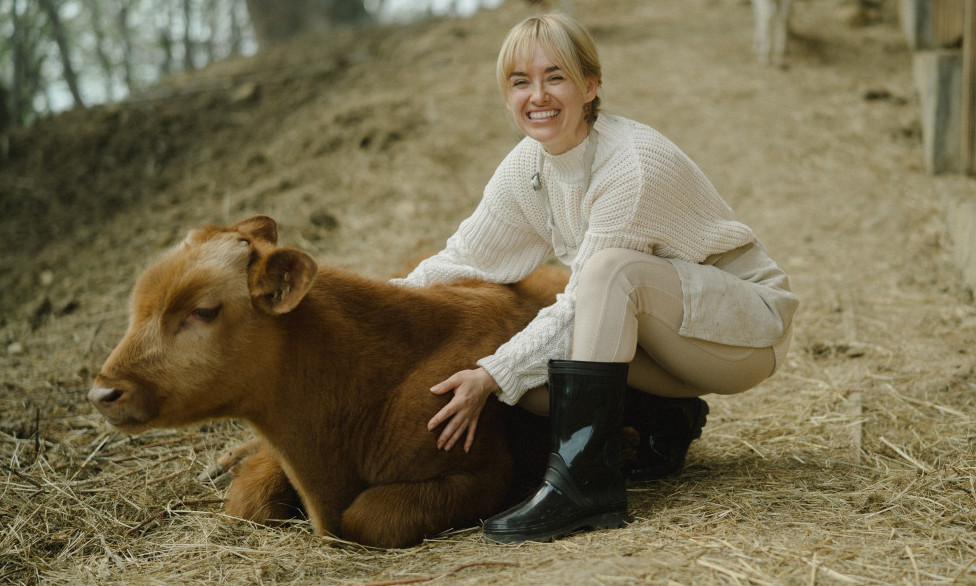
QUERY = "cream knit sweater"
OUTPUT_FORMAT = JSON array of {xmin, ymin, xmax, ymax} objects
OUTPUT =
[{"xmin": 394, "ymin": 114, "xmax": 797, "ymax": 406}]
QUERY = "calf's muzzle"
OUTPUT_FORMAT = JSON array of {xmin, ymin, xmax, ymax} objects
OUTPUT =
[{"xmin": 87, "ymin": 381, "xmax": 149, "ymax": 429}]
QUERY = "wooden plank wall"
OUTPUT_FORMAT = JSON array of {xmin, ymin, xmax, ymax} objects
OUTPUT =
[
  {"xmin": 905, "ymin": 0, "xmax": 970, "ymax": 174},
  {"xmin": 962, "ymin": 0, "xmax": 975, "ymax": 175}
]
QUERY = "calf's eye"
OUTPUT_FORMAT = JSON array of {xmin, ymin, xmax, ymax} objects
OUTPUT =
[{"xmin": 190, "ymin": 305, "xmax": 222, "ymax": 323}]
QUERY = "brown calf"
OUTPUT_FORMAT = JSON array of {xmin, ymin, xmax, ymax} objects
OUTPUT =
[{"xmin": 88, "ymin": 215, "xmax": 565, "ymax": 547}]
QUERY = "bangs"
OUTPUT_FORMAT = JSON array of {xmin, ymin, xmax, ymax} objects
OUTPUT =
[{"xmin": 496, "ymin": 17, "xmax": 586, "ymax": 92}]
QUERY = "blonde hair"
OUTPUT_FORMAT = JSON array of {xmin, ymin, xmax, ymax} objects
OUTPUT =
[{"xmin": 496, "ymin": 12, "xmax": 603, "ymax": 121}]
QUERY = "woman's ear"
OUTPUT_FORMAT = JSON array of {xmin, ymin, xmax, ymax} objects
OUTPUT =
[{"xmin": 584, "ymin": 77, "xmax": 599, "ymax": 103}]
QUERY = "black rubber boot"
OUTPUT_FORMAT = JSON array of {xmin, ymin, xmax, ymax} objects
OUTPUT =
[
  {"xmin": 621, "ymin": 387, "xmax": 708, "ymax": 481},
  {"xmin": 483, "ymin": 359, "xmax": 629, "ymax": 543}
]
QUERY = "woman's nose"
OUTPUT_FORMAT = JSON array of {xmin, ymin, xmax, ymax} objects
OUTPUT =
[{"xmin": 530, "ymin": 82, "xmax": 548, "ymax": 103}]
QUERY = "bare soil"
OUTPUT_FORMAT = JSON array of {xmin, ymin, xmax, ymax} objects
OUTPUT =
[{"xmin": 1, "ymin": 0, "xmax": 975, "ymax": 584}]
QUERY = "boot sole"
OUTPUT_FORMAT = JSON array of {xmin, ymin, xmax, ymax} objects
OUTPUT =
[{"xmin": 484, "ymin": 510, "xmax": 629, "ymax": 544}]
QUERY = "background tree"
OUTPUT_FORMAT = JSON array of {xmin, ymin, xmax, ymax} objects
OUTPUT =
[
  {"xmin": 37, "ymin": 0, "xmax": 86, "ymax": 108},
  {"xmin": 6, "ymin": 0, "xmax": 51, "ymax": 126},
  {"xmin": 1, "ymin": 0, "xmax": 258, "ymax": 126},
  {"xmin": 0, "ymin": 0, "xmax": 496, "ymax": 128},
  {"xmin": 85, "ymin": 0, "xmax": 117, "ymax": 99},
  {"xmin": 114, "ymin": 0, "xmax": 136, "ymax": 92},
  {"xmin": 245, "ymin": 0, "xmax": 369, "ymax": 48}
]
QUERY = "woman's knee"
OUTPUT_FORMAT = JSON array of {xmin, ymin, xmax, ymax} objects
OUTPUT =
[
  {"xmin": 579, "ymin": 248, "xmax": 649, "ymax": 284},
  {"xmin": 577, "ymin": 249, "xmax": 674, "ymax": 302}
]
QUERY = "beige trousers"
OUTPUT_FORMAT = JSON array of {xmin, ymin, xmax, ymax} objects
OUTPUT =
[{"xmin": 519, "ymin": 248, "xmax": 775, "ymax": 414}]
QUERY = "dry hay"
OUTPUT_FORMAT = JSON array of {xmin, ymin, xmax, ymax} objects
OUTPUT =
[
  {"xmin": 2, "ymin": 376, "xmax": 974, "ymax": 584},
  {"xmin": 2, "ymin": 0, "xmax": 976, "ymax": 583}
]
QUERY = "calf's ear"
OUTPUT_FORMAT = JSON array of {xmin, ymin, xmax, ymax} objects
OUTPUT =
[
  {"xmin": 248, "ymin": 248, "xmax": 317, "ymax": 314},
  {"xmin": 234, "ymin": 215, "xmax": 279, "ymax": 245}
]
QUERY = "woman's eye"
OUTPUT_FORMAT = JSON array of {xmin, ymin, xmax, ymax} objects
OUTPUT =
[{"xmin": 189, "ymin": 306, "xmax": 221, "ymax": 323}]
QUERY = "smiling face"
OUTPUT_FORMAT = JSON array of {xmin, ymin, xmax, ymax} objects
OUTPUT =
[{"xmin": 505, "ymin": 44, "xmax": 598, "ymax": 155}]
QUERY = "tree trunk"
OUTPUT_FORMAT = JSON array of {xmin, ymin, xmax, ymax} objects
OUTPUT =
[
  {"xmin": 0, "ymin": 82, "xmax": 11, "ymax": 134},
  {"xmin": 11, "ymin": 0, "xmax": 26, "ymax": 126},
  {"xmin": 159, "ymin": 2, "xmax": 176, "ymax": 76},
  {"xmin": 229, "ymin": 0, "xmax": 245, "ymax": 55},
  {"xmin": 183, "ymin": 0, "xmax": 195, "ymax": 71},
  {"xmin": 85, "ymin": 0, "xmax": 117, "ymax": 100},
  {"xmin": 38, "ymin": 0, "xmax": 86, "ymax": 109},
  {"xmin": 115, "ymin": 0, "xmax": 136, "ymax": 93},
  {"xmin": 204, "ymin": 0, "xmax": 218, "ymax": 64},
  {"xmin": 246, "ymin": 0, "xmax": 369, "ymax": 48},
  {"xmin": 329, "ymin": 0, "xmax": 368, "ymax": 25},
  {"xmin": 10, "ymin": 0, "xmax": 51, "ymax": 124}
]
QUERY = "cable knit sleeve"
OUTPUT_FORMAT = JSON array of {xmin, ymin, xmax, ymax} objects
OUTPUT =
[{"xmin": 391, "ymin": 141, "xmax": 553, "ymax": 289}]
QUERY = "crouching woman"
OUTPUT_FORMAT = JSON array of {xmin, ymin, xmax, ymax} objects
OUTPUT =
[{"xmin": 392, "ymin": 12, "xmax": 799, "ymax": 543}]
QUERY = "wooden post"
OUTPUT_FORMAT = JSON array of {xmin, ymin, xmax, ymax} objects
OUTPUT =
[
  {"xmin": 934, "ymin": 0, "xmax": 965, "ymax": 46},
  {"xmin": 904, "ymin": 0, "xmax": 965, "ymax": 48},
  {"xmin": 963, "ymin": 0, "xmax": 976, "ymax": 175}
]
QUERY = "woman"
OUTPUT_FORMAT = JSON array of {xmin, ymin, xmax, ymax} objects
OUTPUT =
[{"xmin": 392, "ymin": 12, "xmax": 798, "ymax": 543}]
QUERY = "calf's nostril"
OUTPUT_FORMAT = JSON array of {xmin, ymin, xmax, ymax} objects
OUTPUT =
[{"xmin": 89, "ymin": 386, "xmax": 124, "ymax": 405}]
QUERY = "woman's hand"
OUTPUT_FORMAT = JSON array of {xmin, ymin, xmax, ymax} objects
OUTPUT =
[{"xmin": 427, "ymin": 367, "xmax": 500, "ymax": 453}]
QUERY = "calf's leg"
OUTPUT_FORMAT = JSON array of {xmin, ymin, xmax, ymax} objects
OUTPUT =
[
  {"xmin": 225, "ymin": 445, "xmax": 303, "ymax": 524},
  {"xmin": 341, "ymin": 471, "xmax": 509, "ymax": 548},
  {"xmin": 215, "ymin": 436, "xmax": 265, "ymax": 471}
]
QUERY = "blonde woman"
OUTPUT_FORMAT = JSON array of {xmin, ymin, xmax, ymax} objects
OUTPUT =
[{"xmin": 393, "ymin": 12, "xmax": 798, "ymax": 543}]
